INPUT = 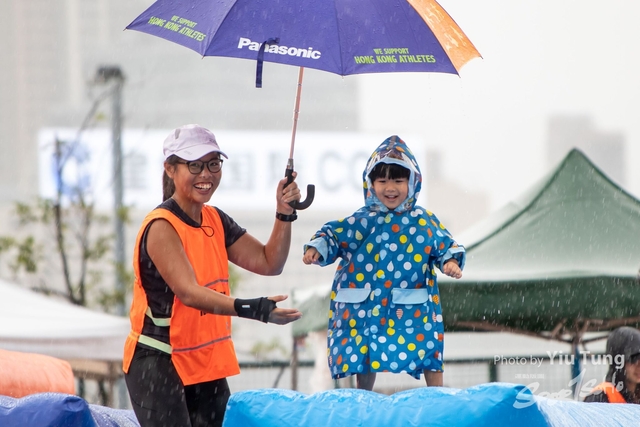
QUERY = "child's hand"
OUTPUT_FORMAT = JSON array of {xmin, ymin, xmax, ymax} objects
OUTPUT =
[
  {"xmin": 303, "ymin": 247, "xmax": 320, "ymax": 265},
  {"xmin": 443, "ymin": 259, "xmax": 462, "ymax": 279}
]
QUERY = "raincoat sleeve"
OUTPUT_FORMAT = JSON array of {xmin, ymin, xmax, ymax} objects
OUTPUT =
[
  {"xmin": 303, "ymin": 219, "xmax": 347, "ymax": 267},
  {"xmin": 428, "ymin": 212, "xmax": 466, "ymax": 271}
]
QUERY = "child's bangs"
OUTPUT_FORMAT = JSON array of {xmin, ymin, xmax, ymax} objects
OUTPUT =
[{"xmin": 369, "ymin": 163, "xmax": 410, "ymax": 180}]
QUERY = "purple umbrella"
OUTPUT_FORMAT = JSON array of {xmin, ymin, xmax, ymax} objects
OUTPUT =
[{"xmin": 127, "ymin": 0, "xmax": 481, "ymax": 209}]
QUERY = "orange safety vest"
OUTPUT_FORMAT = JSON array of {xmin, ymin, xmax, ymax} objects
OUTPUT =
[
  {"xmin": 592, "ymin": 382, "xmax": 627, "ymax": 403},
  {"xmin": 122, "ymin": 206, "xmax": 240, "ymax": 385}
]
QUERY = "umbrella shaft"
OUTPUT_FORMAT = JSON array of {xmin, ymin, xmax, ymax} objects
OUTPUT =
[{"xmin": 290, "ymin": 67, "xmax": 304, "ymax": 160}]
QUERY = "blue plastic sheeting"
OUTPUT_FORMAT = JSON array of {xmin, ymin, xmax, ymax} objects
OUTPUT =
[
  {"xmin": 223, "ymin": 383, "xmax": 549, "ymax": 427},
  {"xmin": 0, "ymin": 393, "xmax": 139, "ymax": 427},
  {"xmin": 223, "ymin": 383, "xmax": 640, "ymax": 427},
  {"xmin": 537, "ymin": 397, "xmax": 640, "ymax": 427}
]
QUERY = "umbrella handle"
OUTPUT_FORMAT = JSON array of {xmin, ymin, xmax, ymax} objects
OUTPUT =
[{"xmin": 285, "ymin": 163, "xmax": 315, "ymax": 211}]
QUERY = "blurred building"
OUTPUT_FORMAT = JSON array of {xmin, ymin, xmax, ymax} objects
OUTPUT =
[
  {"xmin": 0, "ymin": 0, "xmax": 358, "ymax": 203},
  {"xmin": 423, "ymin": 150, "xmax": 489, "ymax": 236}
]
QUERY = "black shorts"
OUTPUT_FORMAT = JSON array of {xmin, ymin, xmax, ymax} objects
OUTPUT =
[{"xmin": 125, "ymin": 346, "xmax": 230, "ymax": 427}]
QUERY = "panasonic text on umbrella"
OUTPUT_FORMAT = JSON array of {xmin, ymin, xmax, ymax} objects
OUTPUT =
[{"xmin": 238, "ymin": 38, "xmax": 321, "ymax": 59}]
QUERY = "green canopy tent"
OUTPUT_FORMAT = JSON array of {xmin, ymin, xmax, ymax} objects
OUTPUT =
[
  {"xmin": 438, "ymin": 148, "xmax": 640, "ymax": 388},
  {"xmin": 290, "ymin": 149, "xmax": 640, "ymax": 389},
  {"xmin": 440, "ymin": 148, "xmax": 640, "ymax": 341}
]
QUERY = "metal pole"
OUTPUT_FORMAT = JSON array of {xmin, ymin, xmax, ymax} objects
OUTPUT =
[
  {"xmin": 95, "ymin": 66, "xmax": 127, "ymax": 408},
  {"xmin": 95, "ymin": 65, "xmax": 126, "ymax": 316},
  {"xmin": 291, "ymin": 336, "xmax": 300, "ymax": 391},
  {"xmin": 110, "ymin": 74, "xmax": 126, "ymax": 316},
  {"xmin": 489, "ymin": 360, "xmax": 498, "ymax": 382}
]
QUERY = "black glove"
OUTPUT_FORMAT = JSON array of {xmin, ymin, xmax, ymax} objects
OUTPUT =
[{"xmin": 234, "ymin": 297, "xmax": 277, "ymax": 323}]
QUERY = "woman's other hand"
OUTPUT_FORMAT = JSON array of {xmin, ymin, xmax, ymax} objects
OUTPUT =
[{"xmin": 266, "ymin": 295, "xmax": 302, "ymax": 325}]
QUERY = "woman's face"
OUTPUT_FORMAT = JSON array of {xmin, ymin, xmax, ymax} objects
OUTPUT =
[
  {"xmin": 167, "ymin": 152, "xmax": 222, "ymax": 205},
  {"xmin": 625, "ymin": 355, "xmax": 640, "ymax": 388}
]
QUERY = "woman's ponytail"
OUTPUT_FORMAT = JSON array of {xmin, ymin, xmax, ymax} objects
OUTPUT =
[{"xmin": 162, "ymin": 155, "xmax": 179, "ymax": 201}]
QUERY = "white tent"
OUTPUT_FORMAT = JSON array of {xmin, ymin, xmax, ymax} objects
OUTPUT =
[{"xmin": 0, "ymin": 279, "xmax": 129, "ymax": 361}]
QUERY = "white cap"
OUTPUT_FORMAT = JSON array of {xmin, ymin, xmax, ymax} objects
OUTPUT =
[{"xmin": 163, "ymin": 124, "xmax": 228, "ymax": 161}]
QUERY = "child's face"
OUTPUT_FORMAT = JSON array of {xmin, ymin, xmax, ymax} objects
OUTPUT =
[{"xmin": 371, "ymin": 177, "xmax": 409, "ymax": 210}]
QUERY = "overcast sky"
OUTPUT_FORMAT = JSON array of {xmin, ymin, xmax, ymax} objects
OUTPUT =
[{"xmin": 353, "ymin": 0, "xmax": 639, "ymax": 211}]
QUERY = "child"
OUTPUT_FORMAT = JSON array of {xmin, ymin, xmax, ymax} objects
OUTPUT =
[{"xmin": 302, "ymin": 135, "xmax": 465, "ymax": 391}]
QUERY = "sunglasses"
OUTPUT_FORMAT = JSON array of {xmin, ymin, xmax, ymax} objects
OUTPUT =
[{"xmin": 177, "ymin": 159, "xmax": 223, "ymax": 174}]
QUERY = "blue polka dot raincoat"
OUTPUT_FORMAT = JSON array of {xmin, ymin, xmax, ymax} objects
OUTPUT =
[{"xmin": 304, "ymin": 135, "xmax": 466, "ymax": 379}]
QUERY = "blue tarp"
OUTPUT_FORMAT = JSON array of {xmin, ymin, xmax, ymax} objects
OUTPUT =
[
  {"xmin": 0, "ymin": 393, "xmax": 139, "ymax": 427},
  {"xmin": 5, "ymin": 383, "xmax": 640, "ymax": 426},
  {"xmin": 223, "ymin": 383, "xmax": 640, "ymax": 427}
]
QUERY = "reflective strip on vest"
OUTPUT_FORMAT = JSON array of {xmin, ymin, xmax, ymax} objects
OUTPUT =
[
  {"xmin": 146, "ymin": 307, "xmax": 171, "ymax": 327},
  {"xmin": 173, "ymin": 335, "xmax": 233, "ymax": 353},
  {"xmin": 138, "ymin": 334, "xmax": 172, "ymax": 354}
]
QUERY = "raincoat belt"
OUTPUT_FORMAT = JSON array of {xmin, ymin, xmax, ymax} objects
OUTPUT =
[{"xmin": 122, "ymin": 206, "xmax": 240, "ymax": 385}]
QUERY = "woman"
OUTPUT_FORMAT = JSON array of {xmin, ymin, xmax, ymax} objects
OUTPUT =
[
  {"xmin": 123, "ymin": 124, "xmax": 302, "ymax": 427},
  {"xmin": 584, "ymin": 326, "xmax": 640, "ymax": 404}
]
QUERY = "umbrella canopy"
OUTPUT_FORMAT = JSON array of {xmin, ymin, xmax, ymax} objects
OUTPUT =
[
  {"xmin": 439, "ymin": 148, "xmax": 640, "ymax": 337},
  {"xmin": 127, "ymin": 0, "xmax": 481, "ymax": 211},
  {"xmin": 126, "ymin": 0, "xmax": 481, "ymax": 77}
]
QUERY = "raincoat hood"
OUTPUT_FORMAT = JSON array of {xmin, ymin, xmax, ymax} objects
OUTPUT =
[
  {"xmin": 363, "ymin": 135, "xmax": 422, "ymax": 214},
  {"xmin": 607, "ymin": 327, "xmax": 640, "ymax": 361}
]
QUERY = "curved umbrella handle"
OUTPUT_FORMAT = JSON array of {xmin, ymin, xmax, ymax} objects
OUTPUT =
[{"xmin": 285, "ymin": 166, "xmax": 315, "ymax": 210}]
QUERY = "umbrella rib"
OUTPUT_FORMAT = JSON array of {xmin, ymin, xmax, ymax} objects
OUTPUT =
[
  {"xmin": 201, "ymin": 0, "xmax": 240, "ymax": 57},
  {"xmin": 331, "ymin": 0, "xmax": 346, "ymax": 76}
]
